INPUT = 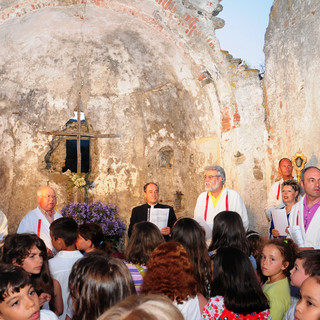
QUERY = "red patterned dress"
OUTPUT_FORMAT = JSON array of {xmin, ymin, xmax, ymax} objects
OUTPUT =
[{"xmin": 202, "ymin": 296, "xmax": 271, "ymax": 320}]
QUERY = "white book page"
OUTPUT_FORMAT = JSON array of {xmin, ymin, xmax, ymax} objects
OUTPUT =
[
  {"xmin": 271, "ymin": 207, "xmax": 288, "ymax": 236},
  {"xmin": 149, "ymin": 208, "xmax": 169, "ymax": 230},
  {"xmin": 194, "ymin": 216, "xmax": 212, "ymax": 240}
]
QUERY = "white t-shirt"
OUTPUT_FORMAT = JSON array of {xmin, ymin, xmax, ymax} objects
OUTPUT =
[
  {"xmin": 41, "ymin": 309, "xmax": 59, "ymax": 320},
  {"xmin": 174, "ymin": 296, "xmax": 201, "ymax": 320},
  {"xmin": 49, "ymin": 250, "xmax": 83, "ymax": 320}
]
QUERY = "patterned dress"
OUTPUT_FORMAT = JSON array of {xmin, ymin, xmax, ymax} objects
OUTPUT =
[{"xmin": 202, "ymin": 296, "xmax": 271, "ymax": 320}]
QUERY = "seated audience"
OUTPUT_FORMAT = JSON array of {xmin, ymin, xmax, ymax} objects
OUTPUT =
[
  {"xmin": 202, "ymin": 247, "xmax": 270, "ymax": 319},
  {"xmin": 2, "ymin": 233, "xmax": 62, "ymax": 316},
  {"xmin": 97, "ymin": 294, "xmax": 184, "ymax": 320},
  {"xmin": 0, "ymin": 263, "xmax": 58, "ymax": 320},
  {"xmin": 67, "ymin": 252, "xmax": 136, "ymax": 320},
  {"xmin": 124, "ymin": 221, "xmax": 164, "ymax": 294},
  {"xmin": 141, "ymin": 241, "xmax": 207, "ymax": 320},
  {"xmin": 171, "ymin": 217, "xmax": 213, "ymax": 299}
]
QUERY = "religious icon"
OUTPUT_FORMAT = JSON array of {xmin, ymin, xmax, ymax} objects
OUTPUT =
[{"xmin": 291, "ymin": 151, "xmax": 307, "ymax": 183}]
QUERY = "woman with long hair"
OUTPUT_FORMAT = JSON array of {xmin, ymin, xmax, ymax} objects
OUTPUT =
[
  {"xmin": 171, "ymin": 217, "xmax": 212, "ymax": 298},
  {"xmin": 124, "ymin": 221, "xmax": 164, "ymax": 294},
  {"xmin": 67, "ymin": 252, "xmax": 136, "ymax": 320},
  {"xmin": 208, "ymin": 211, "xmax": 257, "ymax": 268},
  {"xmin": 141, "ymin": 241, "xmax": 207, "ymax": 320},
  {"xmin": 203, "ymin": 247, "xmax": 270, "ymax": 319}
]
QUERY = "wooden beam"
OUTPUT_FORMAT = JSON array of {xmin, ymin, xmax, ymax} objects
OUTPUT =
[{"xmin": 39, "ymin": 131, "xmax": 121, "ymax": 138}]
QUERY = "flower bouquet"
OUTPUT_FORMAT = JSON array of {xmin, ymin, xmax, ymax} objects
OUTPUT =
[{"xmin": 61, "ymin": 201, "xmax": 125, "ymax": 251}]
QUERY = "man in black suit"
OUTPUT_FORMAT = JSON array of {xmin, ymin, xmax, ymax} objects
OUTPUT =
[{"xmin": 128, "ymin": 182, "xmax": 176, "ymax": 240}]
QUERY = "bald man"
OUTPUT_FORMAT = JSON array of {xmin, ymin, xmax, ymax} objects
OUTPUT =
[
  {"xmin": 267, "ymin": 158, "xmax": 294, "ymax": 208},
  {"xmin": 17, "ymin": 186, "xmax": 62, "ymax": 252}
]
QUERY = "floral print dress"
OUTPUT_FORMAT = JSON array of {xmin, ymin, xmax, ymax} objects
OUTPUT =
[{"xmin": 202, "ymin": 296, "xmax": 271, "ymax": 320}]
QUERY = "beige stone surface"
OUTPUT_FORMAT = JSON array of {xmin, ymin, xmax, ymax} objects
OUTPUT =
[
  {"xmin": 0, "ymin": 0, "xmax": 270, "ymax": 235},
  {"xmin": 264, "ymin": 0, "xmax": 320, "ymax": 178}
]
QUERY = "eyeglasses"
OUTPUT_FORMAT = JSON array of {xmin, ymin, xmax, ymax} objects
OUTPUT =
[
  {"xmin": 204, "ymin": 175, "xmax": 220, "ymax": 180},
  {"xmin": 41, "ymin": 195, "xmax": 57, "ymax": 200}
]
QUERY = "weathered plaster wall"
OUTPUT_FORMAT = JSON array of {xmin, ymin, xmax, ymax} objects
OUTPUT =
[
  {"xmin": 264, "ymin": 0, "xmax": 320, "ymax": 179},
  {"xmin": 0, "ymin": 0, "xmax": 268, "ymax": 234}
]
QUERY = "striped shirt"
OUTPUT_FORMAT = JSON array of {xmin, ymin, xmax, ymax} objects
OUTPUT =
[{"xmin": 123, "ymin": 261, "xmax": 147, "ymax": 294}]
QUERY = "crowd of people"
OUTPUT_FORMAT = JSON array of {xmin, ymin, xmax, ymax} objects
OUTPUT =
[{"xmin": 0, "ymin": 160, "xmax": 320, "ymax": 320}]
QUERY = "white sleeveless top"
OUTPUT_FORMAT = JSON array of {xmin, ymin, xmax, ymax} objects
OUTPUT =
[{"xmin": 174, "ymin": 295, "xmax": 201, "ymax": 320}]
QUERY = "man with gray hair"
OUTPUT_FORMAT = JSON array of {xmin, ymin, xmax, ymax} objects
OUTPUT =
[
  {"xmin": 17, "ymin": 186, "xmax": 62, "ymax": 254},
  {"xmin": 194, "ymin": 165, "xmax": 249, "ymax": 230}
]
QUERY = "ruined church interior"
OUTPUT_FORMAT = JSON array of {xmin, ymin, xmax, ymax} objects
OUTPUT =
[{"xmin": 0, "ymin": 0, "xmax": 319, "ymax": 236}]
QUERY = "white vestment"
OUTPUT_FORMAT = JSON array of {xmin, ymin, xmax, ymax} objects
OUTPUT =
[
  {"xmin": 17, "ymin": 207, "xmax": 62, "ymax": 251},
  {"xmin": 49, "ymin": 250, "xmax": 83, "ymax": 320},
  {"xmin": 289, "ymin": 195, "xmax": 320, "ymax": 248},
  {"xmin": 267, "ymin": 179, "xmax": 285, "ymax": 209},
  {"xmin": 194, "ymin": 188, "xmax": 249, "ymax": 230}
]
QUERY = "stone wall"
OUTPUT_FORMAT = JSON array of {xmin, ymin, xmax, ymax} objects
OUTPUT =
[
  {"xmin": 0, "ymin": 0, "xmax": 268, "ymax": 234},
  {"xmin": 264, "ymin": 0, "xmax": 320, "ymax": 178}
]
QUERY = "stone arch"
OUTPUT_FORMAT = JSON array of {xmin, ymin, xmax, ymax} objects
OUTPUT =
[{"xmin": 0, "ymin": 0, "xmax": 267, "ymax": 235}]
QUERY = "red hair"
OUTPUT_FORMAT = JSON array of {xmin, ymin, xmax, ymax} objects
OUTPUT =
[{"xmin": 141, "ymin": 241, "xmax": 197, "ymax": 304}]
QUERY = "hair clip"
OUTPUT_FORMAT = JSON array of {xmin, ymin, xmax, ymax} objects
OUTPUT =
[
  {"xmin": 99, "ymin": 240, "xmax": 104, "ymax": 245},
  {"xmin": 284, "ymin": 240, "xmax": 288, "ymax": 244}
]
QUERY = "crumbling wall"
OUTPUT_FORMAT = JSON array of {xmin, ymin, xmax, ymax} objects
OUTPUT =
[
  {"xmin": 0, "ymin": 0, "xmax": 267, "ymax": 234},
  {"xmin": 264, "ymin": 0, "xmax": 320, "ymax": 180}
]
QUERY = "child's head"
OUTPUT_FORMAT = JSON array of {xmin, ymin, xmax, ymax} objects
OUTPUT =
[
  {"xmin": 77, "ymin": 223, "xmax": 106, "ymax": 253},
  {"xmin": 97, "ymin": 294, "xmax": 184, "ymax": 320},
  {"xmin": 261, "ymin": 239, "xmax": 298, "ymax": 280},
  {"xmin": 246, "ymin": 230, "xmax": 265, "ymax": 261},
  {"xmin": 124, "ymin": 221, "xmax": 164, "ymax": 265},
  {"xmin": 290, "ymin": 250, "xmax": 320, "ymax": 288},
  {"xmin": 0, "ymin": 264, "xmax": 40, "ymax": 320},
  {"xmin": 171, "ymin": 217, "xmax": 213, "ymax": 299},
  {"xmin": 2, "ymin": 234, "xmax": 46, "ymax": 275},
  {"xmin": 209, "ymin": 211, "xmax": 249, "ymax": 255},
  {"xmin": 50, "ymin": 217, "xmax": 78, "ymax": 250},
  {"xmin": 211, "ymin": 247, "xmax": 269, "ymax": 315},
  {"xmin": 141, "ymin": 241, "xmax": 197, "ymax": 305},
  {"xmin": 294, "ymin": 275, "xmax": 320, "ymax": 320},
  {"xmin": 68, "ymin": 252, "xmax": 136, "ymax": 320},
  {"xmin": 172, "ymin": 217, "xmax": 208, "ymax": 260}
]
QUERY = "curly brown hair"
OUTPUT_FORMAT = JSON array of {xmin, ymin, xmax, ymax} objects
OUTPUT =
[
  {"xmin": 262, "ymin": 238, "xmax": 298, "ymax": 277},
  {"xmin": 141, "ymin": 241, "xmax": 197, "ymax": 304}
]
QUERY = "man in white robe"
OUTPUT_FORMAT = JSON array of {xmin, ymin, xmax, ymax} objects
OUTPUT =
[
  {"xmin": 267, "ymin": 158, "xmax": 295, "ymax": 209},
  {"xmin": 17, "ymin": 186, "xmax": 62, "ymax": 253},
  {"xmin": 289, "ymin": 166, "xmax": 320, "ymax": 248},
  {"xmin": 194, "ymin": 165, "xmax": 249, "ymax": 232}
]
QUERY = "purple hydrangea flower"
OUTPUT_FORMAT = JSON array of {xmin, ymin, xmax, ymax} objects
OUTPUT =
[{"xmin": 61, "ymin": 201, "xmax": 125, "ymax": 237}]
